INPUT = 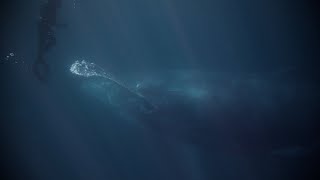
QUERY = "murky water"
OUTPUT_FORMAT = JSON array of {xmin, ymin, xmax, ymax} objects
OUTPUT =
[{"xmin": 1, "ymin": 0, "xmax": 319, "ymax": 180}]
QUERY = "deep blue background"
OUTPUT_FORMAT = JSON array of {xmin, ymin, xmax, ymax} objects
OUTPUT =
[{"xmin": 1, "ymin": 0, "xmax": 319, "ymax": 180}]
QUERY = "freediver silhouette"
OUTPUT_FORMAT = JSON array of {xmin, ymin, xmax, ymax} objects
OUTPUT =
[{"xmin": 33, "ymin": 0, "xmax": 62, "ymax": 82}]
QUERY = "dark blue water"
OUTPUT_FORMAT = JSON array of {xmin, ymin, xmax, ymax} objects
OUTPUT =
[{"xmin": 1, "ymin": 0, "xmax": 319, "ymax": 180}]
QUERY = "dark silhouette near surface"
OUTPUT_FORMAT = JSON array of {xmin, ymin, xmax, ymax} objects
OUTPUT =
[{"xmin": 33, "ymin": 0, "xmax": 62, "ymax": 82}]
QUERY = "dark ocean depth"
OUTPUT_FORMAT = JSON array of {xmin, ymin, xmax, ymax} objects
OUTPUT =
[{"xmin": 0, "ymin": 0, "xmax": 319, "ymax": 180}]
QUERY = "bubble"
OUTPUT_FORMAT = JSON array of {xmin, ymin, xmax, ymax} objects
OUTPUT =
[
  {"xmin": 10, "ymin": 53, "xmax": 14, "ymax": 56},
  {"xmin": 70, "ymin": 60, "xmax": 108, "ymax": 78},
  {"xmin": 71, "ymin": 59, "xmax": 157, "ymax": 113}
]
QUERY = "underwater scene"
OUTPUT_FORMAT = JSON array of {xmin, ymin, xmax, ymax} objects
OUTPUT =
[{"xmin": 0, "ymin": 0, "xmax": 319, "ymax": 180}]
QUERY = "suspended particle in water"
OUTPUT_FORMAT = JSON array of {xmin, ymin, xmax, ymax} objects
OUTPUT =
[{"xmin": 1, "ymin": 52, "xmax": 26, "ymax": 67}]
